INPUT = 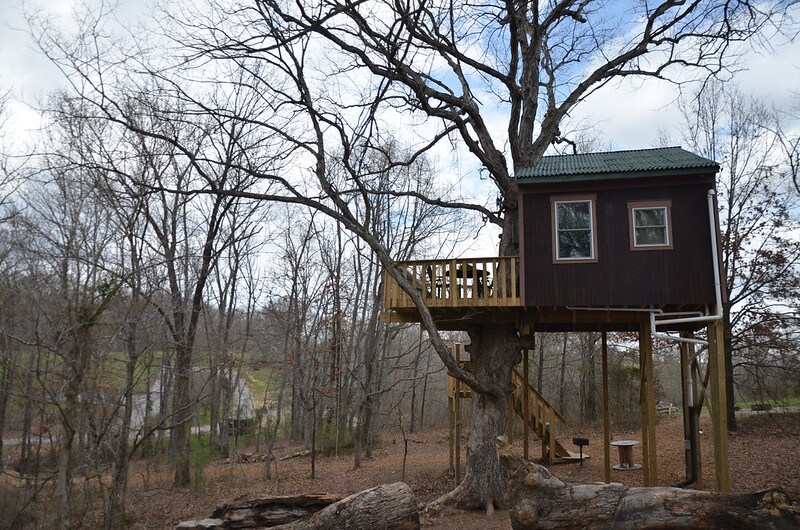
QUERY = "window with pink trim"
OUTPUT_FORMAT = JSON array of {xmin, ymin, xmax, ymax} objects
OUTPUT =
[
  {"xmin": 553, "ymin": 197, "xmax": 597, "ymax": 261},
  {"xmin": 628, "ymin": 200, "xmax": 673, "ymax": 250}
]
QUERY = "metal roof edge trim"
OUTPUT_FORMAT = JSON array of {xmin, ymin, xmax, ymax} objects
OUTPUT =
[{"xmin": 516, "ymin": 166, "xmax": 719, "ymax": 184}]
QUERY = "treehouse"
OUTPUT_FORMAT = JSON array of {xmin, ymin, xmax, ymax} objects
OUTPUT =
[{"xmin": 382, "ymin": 147, "xmax": 730, "ymax": 491}]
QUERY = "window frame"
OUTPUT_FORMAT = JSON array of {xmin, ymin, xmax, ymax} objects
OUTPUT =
[
  {"xmin": 628, "ymin": 199, "xmax": 673, "ymax": 251},
  {"xmin": 551, "ymin": 194, "xmax": 598, "ymax": 263}
]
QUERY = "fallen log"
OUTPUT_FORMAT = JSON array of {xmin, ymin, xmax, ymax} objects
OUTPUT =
[
  {"xmin": 176, "ymin": 482, "xmax": 419, "ymax": 530},
  {"xmin": 273, "ymin": 482, "xmax": 419, "ymax": 530},
  {"xmin": 279, "ymin": 449, "xmax": 311, "ymax": 461},
  {"xmin": 509, "ymin": 462, "xmax": 800, "ymax": 530},
  {"xmin": 176, "ymin": 493, "xmax": 341, "ymax": 529}
]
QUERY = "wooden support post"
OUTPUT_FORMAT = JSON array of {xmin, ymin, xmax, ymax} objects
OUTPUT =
[
  {"xmin": 679, "ymin": 336, "xmax": 692, "ymax": 482},
  {"xmin": 708, "ymin": 319, "xmax": 730, "ymax": 492},
  {"xmin": 454, "ymin": 343, "xmax": 462, "ymax": 485},
  {"xmin": 646, "ymin": 328, "xmax": 657, "ymax": 485},
  {"xmin": 541, "ymin": 407, "xmax": 548, "ymax": 462},
  {"xmin": 602, "ymin": 331, "xmax": 611, "ymax": 484},
  {"xmin": 639, "ymin": 324, "xmax": 657, "ymax": 486},
  {"xmin": 523, "ymin": 346, "xmax": 530, "ymax": 461},
  {"xmin": 639, "ymin": 327, "xmax": 649, "ymax": 486},
  {"xmin": 449, "ymin": 259, "xmax": 457, "ymax": 305},
  {"xmin": 691, "ymin": 351, "xmax": 704, "ymax": 489},
  {"xmin": 681, "ymin": 331, "xmax": 704, "ymax": 488},
  {"xmin": 448, "ymin": 391, "xmax": 454, "ymax": 476}
]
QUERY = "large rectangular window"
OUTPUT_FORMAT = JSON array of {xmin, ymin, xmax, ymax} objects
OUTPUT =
[
  {"xmin": 552, "ymin": 196, "xmax": 597, "ymax": 262},
  {"xmin": 629, "ymin": 200, "xmax": 673, "ymax": 250}
]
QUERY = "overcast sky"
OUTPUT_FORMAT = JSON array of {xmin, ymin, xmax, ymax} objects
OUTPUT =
[
  {"xmin": 3, "ymin": 1, "xmax": 799, "ymax": 142},
  {"xmin": 2, "ymin": 0, "xmax": 799, "ymax": 256}
]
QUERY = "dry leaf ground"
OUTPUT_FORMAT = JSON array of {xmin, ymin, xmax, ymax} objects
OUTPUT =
[{"xmin": 7, "ymin": 411, "xmax": 799, "ymax": 529}]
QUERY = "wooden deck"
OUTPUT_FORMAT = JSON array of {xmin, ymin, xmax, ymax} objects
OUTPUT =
[{"xmin": 383, "ymin": 256, "xmax": 521, "ymax": 310}]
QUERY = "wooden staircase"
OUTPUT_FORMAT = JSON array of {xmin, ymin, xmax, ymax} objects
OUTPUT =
[
  {"xmin": 447, "ymin": 359, "xmax": 583, "ymax": 469},
  {"xmin": 510, "ymin": 369, "xmax": 583, "ymax": 464}
]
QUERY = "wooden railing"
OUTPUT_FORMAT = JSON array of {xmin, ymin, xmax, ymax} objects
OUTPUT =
[
  {"xmin": 511, "ymin": 369, "xmax": 572, "ymax": 463},
  {"xmin": 383, "ymin": 256, "xmax": 521, "ymax": 310}
]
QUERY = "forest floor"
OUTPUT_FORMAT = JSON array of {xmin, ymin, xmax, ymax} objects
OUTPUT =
[{"xmin": 6, "ymin": 410, "xmax": 800, "ymax": 529}]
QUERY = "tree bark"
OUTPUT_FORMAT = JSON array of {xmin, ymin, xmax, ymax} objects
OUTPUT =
[
  {"xmin": 277, "ymin": 483, "xmax": 418, "ymax": 530},
  {"xmin": 409, "ymin": 330, "xmax": 423, "ymax": 433},
  {"xmin": 57, "ymin": 387, "xmax": 78, "ymax": 530},
  {"xmin": 105, "ymin": 322, "xmax": 138, "ymax": 530},
  {"xmin": 209, "ymin": 364, "xmax": 221, "ymax": 451},
  {"xmin": 418, "ymin": 342, "xmax": 432, "ymax": 430},
  {"xmin": 0, "ymin": 350, "xmax": 10, "ymax": 472},
  {"xmin": 585, "ymin": 334, "xmax": 598, "ymax": 422},
  {"xmin": 20, "ymin": 355, "xmax": 34, "ymax": 474},
  {"xmin": 508, "ymin": 461, "xmax": 800, "ymax": 530},
  {"xmin": 427, "ymin": 324, "xmax": 521, "ymax": 513},
  {"xmin": 173, "ymin": 342, "xmax": 193, "ymax": 487},
  {"xmin": 176, "ymin": 483, "xmax": 419, "ymax": 530}
]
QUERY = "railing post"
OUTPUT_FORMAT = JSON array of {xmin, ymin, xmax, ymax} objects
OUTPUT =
[
  {"xmin": 449, "ymin": 260, "xmax": 456, "ymax": 306},
  {"xmin": 523, "ymin": 349, "xmax": 530, "ymax": 460},
  {"xmin": 510, "ymin": 257, "xmax": 518, "ymax": 305}
]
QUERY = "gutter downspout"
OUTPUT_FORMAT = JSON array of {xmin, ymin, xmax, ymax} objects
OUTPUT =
[
  {"xmin": 661, "ymin": 189, "xmax": 723, "ymax": 488},
  {"xmin": 651, "ymin": 189, "xmax": 724, "ymax": 344},
  {"xmin": 675, "ymin": 345, "xmax": 700, "ymax": 488}
]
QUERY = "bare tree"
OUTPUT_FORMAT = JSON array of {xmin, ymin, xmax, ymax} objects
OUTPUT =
[
  {"xmin": 0, "ymin": 87, "xmax": 16, "ymax": 473},
  {"xmin": 203, "ymin": 205, "xmax": 270, "ymax": 456},
  {"xmin": 29, "ymin": 0, "xmax": 797, "ymax": 511},
  {"xmin": 681, "ymin": 82, "xmax": 800, "ymax": 429},
  {"xmin": 20, "ymin": 148, "xmax": 120, "ymax": 528}
]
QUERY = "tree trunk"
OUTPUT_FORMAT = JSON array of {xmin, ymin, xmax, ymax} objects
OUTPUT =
[
  {"xmin": 0, "ymin": 351, "xmax": 10, "ymax": 472},
  {"xmin": 418, "ymin": 343, "xmax": 432, "ymax": 430},
  {"xmin": 209, "ymin": 364, "xmax": 221, "ymax": 452},
  {"xmin": 310, "ymin": 377, "xmax": 317, "ymax": 480},
  {"xmin": 409, "ymin": 330, "xmax": 423, "ymax": 433},
  {"xmin": 173, "ymin": 343, "xmax": 193, "ymax": 487},
  {"xmin": 57, "ymin": 384, "xmax": 79, "ymax": 530},
  {"xmin": 219, "ymin": 370, "xmax": 233, "ymax": 457},
  {"xmin": 20, "ymin": 356, "xmax": 33, "ymax": 475},
  {"xmin": 291, "ymin": 359, "xmax": 303, "ymax": 442},
  {"xmin": 158, "ymin": 354, "xmax": 173, "ymax": 452},
  {"xmin": 586, "ymin": 334, "xmax": 598, "ymax": 422},
  {"xmin": 353, "ymin": 421, "xmax": 361, "ymax": 469},
  {"xmin": 105, "ymin": 322, "xmax": 139, "ymax": 530},
  {"xmin": 508, "ymin": 461, "xmax": 799, "ymax": 530},
  {"xmin": 366, "ymin": 334, "xmax": 390, "ymax": 456},
  {"xmin": 177, "ymin": 483, "xmax": 419, "ymax": 530},
  {"xmin": 358, "ymin": 326, "xmax": 380, "ymax": 458},
  {"xmin": 427, "ymin": 324, "xmax": 520, "ymax": 513},
  {"xmin": 723, "ymin": 305, "xmax": 737, "ymax": 431},
  {"xmin": 279, "ymin": 483, "xmax": 418, "ymax": 530}
]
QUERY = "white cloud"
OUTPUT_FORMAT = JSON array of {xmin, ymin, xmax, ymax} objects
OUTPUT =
[
  {"xmin": 2, "ymin": 0, "xmax": 798, "ymax": 259},
  {"xmin": 562, "ymin": 34, "xmax": 800, "ymax": 151}
]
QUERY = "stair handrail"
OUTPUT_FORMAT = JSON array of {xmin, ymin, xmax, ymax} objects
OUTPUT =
[{"xmin": 511, "ymin": 369, "xmax": 566, "ymax": 424}]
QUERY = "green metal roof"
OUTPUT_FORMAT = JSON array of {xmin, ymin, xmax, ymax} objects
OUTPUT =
[{"xmin": 516, "ymin": 146, "xmax": 719, "ymax": 183}]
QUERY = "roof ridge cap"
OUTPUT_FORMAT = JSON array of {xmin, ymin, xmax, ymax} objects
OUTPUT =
[{"xmin": 540, "ymin": 146, "xmax": 683, "ymax": 159}]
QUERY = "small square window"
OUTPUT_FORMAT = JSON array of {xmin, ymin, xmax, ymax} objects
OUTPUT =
[
  {"xmin": 629, "ymin": 201, "xmax": 672, "ymax": 250},
  {"xmin": 552, "ymin": 197, "xmax": 597, "ymax": 261}
]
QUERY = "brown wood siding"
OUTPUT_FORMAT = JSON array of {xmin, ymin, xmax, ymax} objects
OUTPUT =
[{"xmin": 520, "ymin": 177, "xmax": 718, "ymax": 307}]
